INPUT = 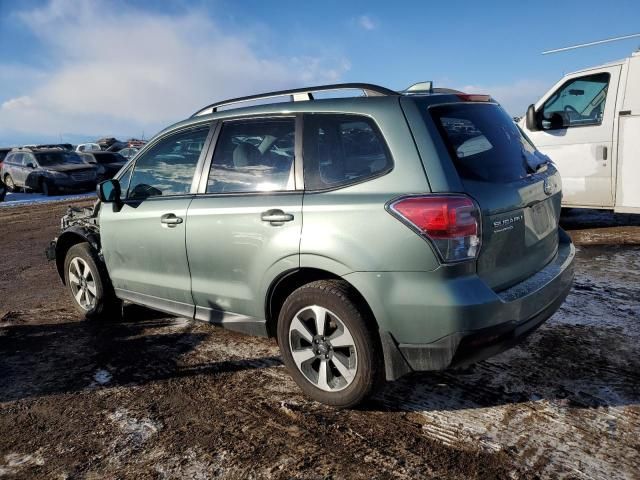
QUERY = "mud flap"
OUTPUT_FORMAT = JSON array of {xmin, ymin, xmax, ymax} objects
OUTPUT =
[{"xmin": 379, "ymin": 331, "xmax": 413, "ymax": 381}]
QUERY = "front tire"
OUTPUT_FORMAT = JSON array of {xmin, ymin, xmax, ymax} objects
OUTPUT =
[
  {"xmin": 4, "ymin": 174, "xmax": 16, "ymax": 192},
  {"xmin": 41, "ymin": 180, "xmax": 55, "ymax": 196},
  {"xmin": 63, "ymin": 243, "xmax": 120, "ymax": 320},
  {"xmin": 277, "ymin": 280, "xmax": 383, "ymax": 408}
]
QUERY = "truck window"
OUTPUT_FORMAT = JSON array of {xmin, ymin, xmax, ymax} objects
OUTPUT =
[{"xmin": 542, "ymin": 73, "xmax": 610, "ymax": 129}]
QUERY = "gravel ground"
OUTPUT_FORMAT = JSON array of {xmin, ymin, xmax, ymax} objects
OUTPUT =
[{"xmin": 0, "ymin": 201, "xmax": 638, "ymax": 479}]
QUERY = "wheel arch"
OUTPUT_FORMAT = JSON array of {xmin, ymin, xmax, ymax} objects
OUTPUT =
[
  {"xmin": 55, "ymin": 228, "xmax": 102, "ymax": 284},
  {"xmin": 264, "ymin": 267, "xmax": 378, "ymax": 339},
  {"xmin": 265, "ymin": 267, "xmax": 412, "ymax": 381}
]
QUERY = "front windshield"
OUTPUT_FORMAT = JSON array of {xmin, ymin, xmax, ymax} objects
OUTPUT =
[{"xmin": 35, "ymin": 152, "xmax": 87, "ymax": 166}]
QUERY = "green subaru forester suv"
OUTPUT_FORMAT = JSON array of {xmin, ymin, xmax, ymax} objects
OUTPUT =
[{"xmin": 47, "ymin": 83, "xmax": 575, "ymax": 407}]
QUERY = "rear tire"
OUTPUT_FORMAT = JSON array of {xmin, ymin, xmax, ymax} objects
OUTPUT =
[
  {"xmin": 63, "ymin": 243, "xmax": 120, "ymax": 320},
  {"xmin": 277, "ymin": 279, "xmax": 383, "ymax": 408}
]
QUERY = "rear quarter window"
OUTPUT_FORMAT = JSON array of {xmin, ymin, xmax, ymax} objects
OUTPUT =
[
  {"xmin": 5, "ymin": 153, "xmax": 22, "ymax": 165},
  {"xmin": 303, "ymin": 114, "xmax": 392, "ymax": 190},
  {"xmin": 428, "ymin": 103, "xmax": 538, "ymax": 183}
]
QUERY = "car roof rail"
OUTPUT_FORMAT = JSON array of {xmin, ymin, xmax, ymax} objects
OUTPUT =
[
  {"xmin": 191, "ymin": 82, "xmax": 398, "ymax": 117},
  {"xmin": 15, "ymin": 145, "xmax": 66, "ymax": 152}
]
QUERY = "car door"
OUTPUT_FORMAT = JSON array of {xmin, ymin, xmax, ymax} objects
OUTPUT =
[
  {"xmin": 8, "ymin": 153, "xmax": 25, "ymax": 186},
  {"xmin": 526, "ymin": 66, "xmax": 621, "ymax": 207},
  {"xmin": 186, "ymin": 116, "xmax": 302, "ymax": 334},
  {"xmin": 100, "ymin": 124, "xmax": 213, "ymax": 317},
  {"xmin": 22, "ymin": 153, "xmax": 40, "ymax": 190}
]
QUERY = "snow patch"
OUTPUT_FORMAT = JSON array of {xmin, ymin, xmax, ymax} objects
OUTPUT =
[
  {"xmin": 0, "ymin": 191, "xmax": 95, "ymax": 208},
  {"xmin": 109, "ymin": 408, "xmax": 161, "ymax": 445},
  {"xmin": 94, "ymin": 369, "xmax": 112, "ymax": 385},
  {"xmin": 0, "ymin": 450, "xmax": 45, "ymax": 476}
]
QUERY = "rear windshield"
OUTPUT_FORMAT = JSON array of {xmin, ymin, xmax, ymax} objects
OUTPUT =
[
  {"xmin": 428, "ymin": 103, "xmax": 539, "ymax": 182},
  {"xmin": 35, "ymin": 152, "xmax": 86, "ymax": 166},
  {"xmin": 91, "ymin": 152, "xmax": 125, "ymax": 164}
]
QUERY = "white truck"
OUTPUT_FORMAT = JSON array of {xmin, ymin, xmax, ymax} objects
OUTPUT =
[{"xmin": 519, "ymin": 50, "xmax": 640, "ymax": 213}]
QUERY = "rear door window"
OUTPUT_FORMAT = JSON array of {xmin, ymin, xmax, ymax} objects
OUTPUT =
[
  {"xmin": 303, "ymin": 114, "xmax": 392, "ymax": 190},
  {"xmin": 428, "ymin": 103, "xmax": 539, "ymax": 183},
  {"xmin": 206, "ymin": 118, "xmax": 296, "ymax": 193},
  {"xmin": 7, "ymin": 153, "xmax": 22, "ymax": 165}
]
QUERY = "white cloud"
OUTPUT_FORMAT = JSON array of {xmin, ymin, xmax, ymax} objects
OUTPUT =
[
  {"xmin": 0, "ymin": 0, "xmax": 350, "ymax": 142},
  {"xmin": 455, "ymin": 79, "xmax": 551, "ymax": 116},
  {"xmin": 357, "ymin": 15, "xmax": 377, "ymax": 31}
]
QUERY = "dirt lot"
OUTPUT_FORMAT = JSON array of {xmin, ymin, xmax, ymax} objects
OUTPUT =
[{"xmin": 0, "ymin": 201, "xmax": 639, "ymax": 479}]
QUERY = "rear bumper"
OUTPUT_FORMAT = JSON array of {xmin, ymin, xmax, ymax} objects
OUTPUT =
[
  {"xmin": 344, "ymin": 229, "xmax": 575, "ymax": 379},
  {"xmin": 397, "ymin": 276, "xmax": 571, "ymax": 371}
]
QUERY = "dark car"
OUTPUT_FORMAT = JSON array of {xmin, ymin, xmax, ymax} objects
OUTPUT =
[
  {"xmin": 80, "ymin": 152, "xmax": 127, "ymax": 181},
  {"xmin": 0, "ymin": 175, "xmax": 5, "ymax": 202},
  {"xmin": 1, "ymin": 148, "xmax": 98, "ymax": 196}
]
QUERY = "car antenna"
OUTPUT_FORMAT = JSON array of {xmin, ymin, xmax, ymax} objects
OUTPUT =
[{"xmin": 542, "ymin": 32, "xmax": 640, "ymax": 55}]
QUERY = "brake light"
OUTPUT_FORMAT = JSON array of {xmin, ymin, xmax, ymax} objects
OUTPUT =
[
  {"xmin": 388, "ymin": 195, "xmax": 480, "ymax": 262},
  {"xmin": 456, "ymin": 94, "xmax": 491, "ymax": 102}
]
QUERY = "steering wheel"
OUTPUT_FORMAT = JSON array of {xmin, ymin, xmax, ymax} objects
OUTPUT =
[{"xmin": 563, "ymin": 105, "xmax": 579, "ymax": 115}]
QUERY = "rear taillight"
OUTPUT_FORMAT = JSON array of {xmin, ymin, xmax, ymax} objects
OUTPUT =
[{"xmin": 388, "ymin": 195, "xmax": 481, "ymax": 263}]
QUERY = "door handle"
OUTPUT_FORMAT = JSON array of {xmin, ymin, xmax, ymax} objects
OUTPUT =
[
  {"xmin": 261, "ymin": 209, "xmax": 294, "ymax": 223},
  {"xmin": 160, "ymin": 213, "xmax": 183, "ymax": 227},
  {"xmin": 597, "ymin": 145, "xmax": 608, "ymax": 161}
]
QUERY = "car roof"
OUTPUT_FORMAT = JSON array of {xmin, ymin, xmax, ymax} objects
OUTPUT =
[{"xmin": 159, "ymin": 82, "xmax": 477, "ymax": 137}]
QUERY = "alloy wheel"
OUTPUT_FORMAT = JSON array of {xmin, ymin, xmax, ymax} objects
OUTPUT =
[
  {"xmin": 288, "ymin": 305, "xmax": 358, "ymax": 392},
  {"xmin": 4, "ymin": 175, "xmax": 15, "ymax": 191},
  {"xmin": 68, "ymin": 257, "xmax": 97, "ymax": 310}
]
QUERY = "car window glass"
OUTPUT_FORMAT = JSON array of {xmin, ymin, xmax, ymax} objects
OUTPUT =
[
  {"xmin": 8, "ymin": 153, "xmax": 22, "ymax": 165},
  {"xmin": 127, "ymin": 127, "xmax": 209, "ymax": 200},
  {"xmin": 542, "ymin": 73, "xmax": 609, "ymax": 128},
  {"xmin": 36, "ymin": 152, "xmax": 85, "ymax": 166},
  {"xmin": 429, "ymin": 103, "xmax": 542, "ymax": 183},
  {"xmin": 22, "ymin": 154, "xmax": 34, "ymax": 167},
  {"xmin": 118, "ymin": 163, "xmax": 134, "ymax": 195},
  {"xmin": 303, "ymin": 114, "xmax": 392, "ymax": 190},
  {"xmin": 207, "ymin": 118, "xmax": 295, "ymax": 193}
]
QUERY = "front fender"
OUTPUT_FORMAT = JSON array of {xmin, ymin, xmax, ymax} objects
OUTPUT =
[{"xmin": 52, "ymin": 227, "xmax": 102, "ymax": 283}]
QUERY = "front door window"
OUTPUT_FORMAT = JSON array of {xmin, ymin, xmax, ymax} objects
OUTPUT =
[{"xmin": 542, "ymin": 73, "xmax": 610, "ymax": 129}]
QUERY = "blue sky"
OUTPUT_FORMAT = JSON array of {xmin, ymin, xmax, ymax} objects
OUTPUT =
[{"xmin": 1, "ymin": 0, "xmax": 639, "ymax": 145}]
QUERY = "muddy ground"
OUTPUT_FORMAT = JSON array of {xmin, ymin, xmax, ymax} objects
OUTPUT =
[{"xmin": 0, "ymin": 201, "xmax": 638, "ymax": 479}]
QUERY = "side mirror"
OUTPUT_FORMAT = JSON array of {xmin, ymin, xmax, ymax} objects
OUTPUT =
[
  {"xmin": 547, "ymin": 112, "xmax": 569, "ymax": 130},
  {"xmin": 525, "ymin": 104, "xmax": 540, "ymax": 132},
  {"xmin": 97, "ymin": 179, "xmax": 121, "ymax": 204},
  {"xmin": 27, "ymin": 162, "xmax": 37, "ymax": 169}
]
